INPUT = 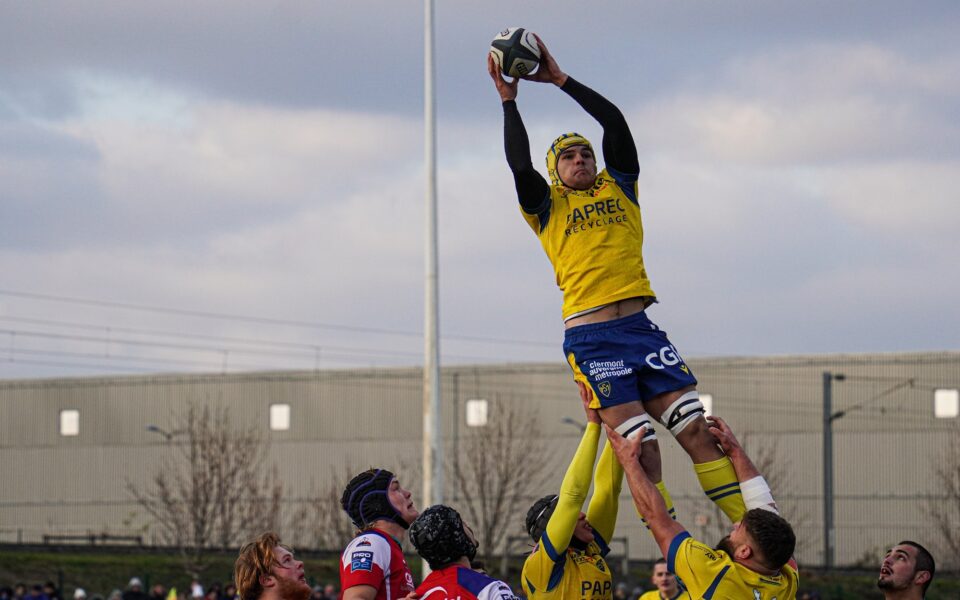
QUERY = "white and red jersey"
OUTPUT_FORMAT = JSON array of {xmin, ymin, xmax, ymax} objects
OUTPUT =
[
  {"xmin": 416, "ymin": 566, "xmax": 518, "ymax": 600},
  {"xmin": 340, "ymin": 529, "xmax": 416, "ymax": 600}
]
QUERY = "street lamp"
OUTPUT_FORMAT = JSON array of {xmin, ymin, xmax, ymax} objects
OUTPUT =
[
  {"xmin": 822, "ymin": 371, "xmax": 846, "ymax": 570},
  {"xmin": 145, "ymin": 424, "xmax": 183, "ymax": 442}
]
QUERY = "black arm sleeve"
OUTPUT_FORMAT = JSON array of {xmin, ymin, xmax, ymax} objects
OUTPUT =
[
  {"xmin": 560, "ymin": 77, "xmax": 639, "ymax": 175},
  {"xmin": 503, "ymin": 100, "xmax": 550, "ymax": 213}
]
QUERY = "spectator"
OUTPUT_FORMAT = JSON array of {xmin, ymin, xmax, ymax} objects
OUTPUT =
[
  {"xmin": 612, "ymin": 583, "xmax": 629, "ymax": 600},
  {"xmin": 878, "ymin": 541, "xmax": 935, "ymax": 599},
  {"xmin": 309, "ymin": 588, "xmax": 323, "ymax": 600},
  {"xmin": 1, "ymin": 588, "xmax": 14, "ymax": 600},
  {"xmin": 220, "ymin": 586, "xmax": 236, "ymax": 600},
  {"xmin": 43, "ymin": 583, "xmax": 60, "ymax": 600},
  {"xmin": 319, "ymin": 586, "xmax": 335, "ymax": 600},
  {"xmin": 26, "ymin": 585, "xmax": 48, "ymax": 600},
  {"xmin": 123, "ymin": 580, "xmax": 147, "ymax": 600},
  {"xmin": 190, "ymin": 583, "xmax": 203, "ymax": 600},
  {"xmin": 148, "ymin": 586, "xmax": 165, "ymax": 600},
  {"xmin": 73, "ymin": 591, "xmax": 87, "ymax": 600},
  {"xmin": 13, "ymin": 585, "xmax": 27, "ymax": 600},
  {"xmin": 108, "ymin": 589, "xmax": 123, "ymax": 600}
]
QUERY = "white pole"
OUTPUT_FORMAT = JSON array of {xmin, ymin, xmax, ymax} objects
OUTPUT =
[{"xmin": 422, "ymin": 0, "xmax": 442, "ymax": 533}]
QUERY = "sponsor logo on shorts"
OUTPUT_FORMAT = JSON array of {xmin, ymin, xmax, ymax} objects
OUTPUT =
[
  {"xmin": 350, "ymin": 551, "xmax": 373, "ymax": 572},
  {"xmin": 598, "ymin": 382, "xmax": 612, "ymax": 397},
  {"xmin": 645, "ymin": 345, "xmax": 685, "ymax": 371},
  {"xmin": 587, "ymin": 359, "xmax": 633, "ymax": 381}
]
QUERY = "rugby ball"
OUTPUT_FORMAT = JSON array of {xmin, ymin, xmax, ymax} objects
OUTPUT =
[{"xmin": 490, "ymin": 27, "xmax": 541, "ymax": 78}]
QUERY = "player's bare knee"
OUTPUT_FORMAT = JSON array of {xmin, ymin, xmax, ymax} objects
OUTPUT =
[{"xmin": 675, "ymin": 415, "xmax": 723, "ymax": 460}]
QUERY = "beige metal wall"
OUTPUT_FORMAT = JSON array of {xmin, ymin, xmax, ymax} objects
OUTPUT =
[{"xmin": 0, "ymin": 352, "xmax": 957, "ymax": 568}]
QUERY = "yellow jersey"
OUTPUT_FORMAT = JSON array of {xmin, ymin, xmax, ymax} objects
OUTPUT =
[
  {"xmin": 521, "ymin": 423, "xmax": 623, "ymax": 600},
  {"xmin": 521, "ymin": 168, "xmax": 655, "ymax": 320},
  {"xmin": 667, "ymin": 533, "xmax": 798, "ymax": 600},
  {"xmin": 637, "ymin": 590, "xmax": 689, "ymax": 600}
]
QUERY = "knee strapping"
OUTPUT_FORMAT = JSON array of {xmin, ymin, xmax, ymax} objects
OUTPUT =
[
  {"xmin": 660, "ymin": 391, "xmax": 705, "ymax": 436},
  {"xmin": 614, "ymin": 414, "xmax": 657, "ymax": 442}
]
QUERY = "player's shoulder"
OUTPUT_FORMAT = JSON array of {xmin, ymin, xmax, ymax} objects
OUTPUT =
[
  {"xmin": 343, "ymin": 530, "xmax": 393, "ymax": 556},
  {"xmin": 457, "ymin": 569, "xmax": 517, "ymax": 600}
]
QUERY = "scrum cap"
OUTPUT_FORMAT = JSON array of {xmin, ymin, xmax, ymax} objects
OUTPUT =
[
  {"xmin": 341, "ymin": 468, "xmax": 409, "ymax": 529},
  {"xmin": 525, "ymin": 494, "xmax": 559, "ymax": 543},
  {"xmin": 409, "ymin": 505, "xmax": 478, "ymax": 569},
  {"xmin": 545, "ymin": 132, "xmax": 594, "ymax": 187}
]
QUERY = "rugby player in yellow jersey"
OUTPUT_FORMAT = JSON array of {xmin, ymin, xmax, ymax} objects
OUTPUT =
[
  {"xmin": 638, "ymin": 560, "xmax": 689, "ymax": 600},
  {"xmin": 606, "ymin": 417, "xmax": 799, "ymax": 600},
  {"xmin": 488, "ymin": 36, "xmax": 747, "ymax": 529},
  {"xmin": 521, "ymin": 383, "xmax": 621, "ymax": 600}
]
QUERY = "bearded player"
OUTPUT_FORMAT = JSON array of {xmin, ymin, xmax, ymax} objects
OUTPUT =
[
  {"xmin": 488, "ymin": 33, "xmax": 746, "ymax": 528},
  {"xmin": 340, "ymin": 469, "xmax": 419, "ymax": 600},
  {"xmin": 607, "ymin": 416, "xmax": 798, "ymax": 599},
  {"xmin": 235, "ymin": 532, "xmax": 311, "ymax": 600}
]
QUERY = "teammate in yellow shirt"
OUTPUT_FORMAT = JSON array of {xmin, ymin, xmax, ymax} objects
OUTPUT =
[
  {"xmin": 606, "ymin": 417, "xmax": 799, "ymax": 600},
  {"xmin": 522, "ymin": 383, "xmax": 622, "ymax": 600},
  {"xmin": 637, "ymin": 560, "xmax": 689, "ymax": 600},
  {"xmin": 489, "ymin": 36, "xmax": 747, "ymax": 529}
]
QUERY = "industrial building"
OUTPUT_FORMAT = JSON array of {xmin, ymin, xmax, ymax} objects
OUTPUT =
[{"xmin": 1, "ymin": 351, "xmax": 957, "ymax": 568}]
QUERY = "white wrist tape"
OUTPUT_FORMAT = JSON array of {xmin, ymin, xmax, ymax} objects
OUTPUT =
[{"xmin": 740, "ymin": 475, "xmax": 779, "ymax": 514}]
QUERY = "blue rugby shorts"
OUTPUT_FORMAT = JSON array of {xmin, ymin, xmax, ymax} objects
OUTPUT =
[{"xmin": 563, "ymin": 310, "xmax": 697, "ymax": 408}]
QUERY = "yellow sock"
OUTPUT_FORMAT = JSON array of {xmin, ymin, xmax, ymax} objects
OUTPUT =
[
  {"xmin": 695, "ymin": 456, "xmax": 747, "ymax": 523},
  {"xmin": 637, "ymin": 480, "xmax": 677, "ymax": 529}
]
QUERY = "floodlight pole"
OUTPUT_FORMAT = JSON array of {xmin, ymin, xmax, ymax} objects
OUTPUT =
[
  {"xmin": 422, "ymin": 0, "xmax": 442, "ymax": 540},
  {"xmin": 822, "ymin": 371, "xmax": 845, "ymax": 569}
]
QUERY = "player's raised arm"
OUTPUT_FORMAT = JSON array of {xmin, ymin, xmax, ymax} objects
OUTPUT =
[
  {"xmin": 707, "ymin": 416, "xmax": 778, "ymax": 513},
  {"xmin": 584, "ymin": 386, "xmax": 624, "ymax": 545},
  {"xmin": 523, "ymin": 36, "xmax": 638, "ymax": 177},
  {"xmin": 604, "ymin": 423, "xmax": 684, "ymax": 559},
  {"xmin": 488, "ymin": 54, "xmax": 550, "ymax": 215}
]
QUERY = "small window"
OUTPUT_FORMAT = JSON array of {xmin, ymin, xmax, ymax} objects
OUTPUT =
[
  {"xmin": 700, "ymin": 393, "xmax": 713, "ymax": 417},
  {"xmin": 466, "ymin": 399, "xmax": 488, "ymax": 427},
  {"xmin": 270, "ymin": 404, "xmax": 291, "ymax": 431},
  {"xmin": 934, "ymin": 389, "xmax": 959, "ymax": 419},
  {"xmin": 60, "ymin": 409, "xmax": 80, "ymax": 436}
]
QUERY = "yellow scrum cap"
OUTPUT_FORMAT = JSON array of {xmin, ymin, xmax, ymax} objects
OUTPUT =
[{"xmin": 545, "ymin": 132, "xmax": 594, "ymax": 187}]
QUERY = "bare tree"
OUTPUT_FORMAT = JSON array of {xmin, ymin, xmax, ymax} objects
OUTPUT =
[
  {"xmin": 449, "ymin": 398, "xmax": 554, "ymax": 564},
  {"xmin": 925, "ymin": 424, "xmax": 960, "ymax": 570},
  {"xmin": 128, "ymin": 403, "xmax": 283, "ymax": 577},
  {"xmin": 289, "ymin": 465, "xmax": 363, "ymax": 551}
]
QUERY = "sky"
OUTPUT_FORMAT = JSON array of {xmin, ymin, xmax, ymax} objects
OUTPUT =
[{"xmin": 1, "ymin": 1, "xmax": 958, "ymax": 379}]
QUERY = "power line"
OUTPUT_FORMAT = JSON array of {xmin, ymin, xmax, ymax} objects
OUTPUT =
[{"xmin": 0, "ymin": 288, "xmax": 556, "ymax": 348}]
